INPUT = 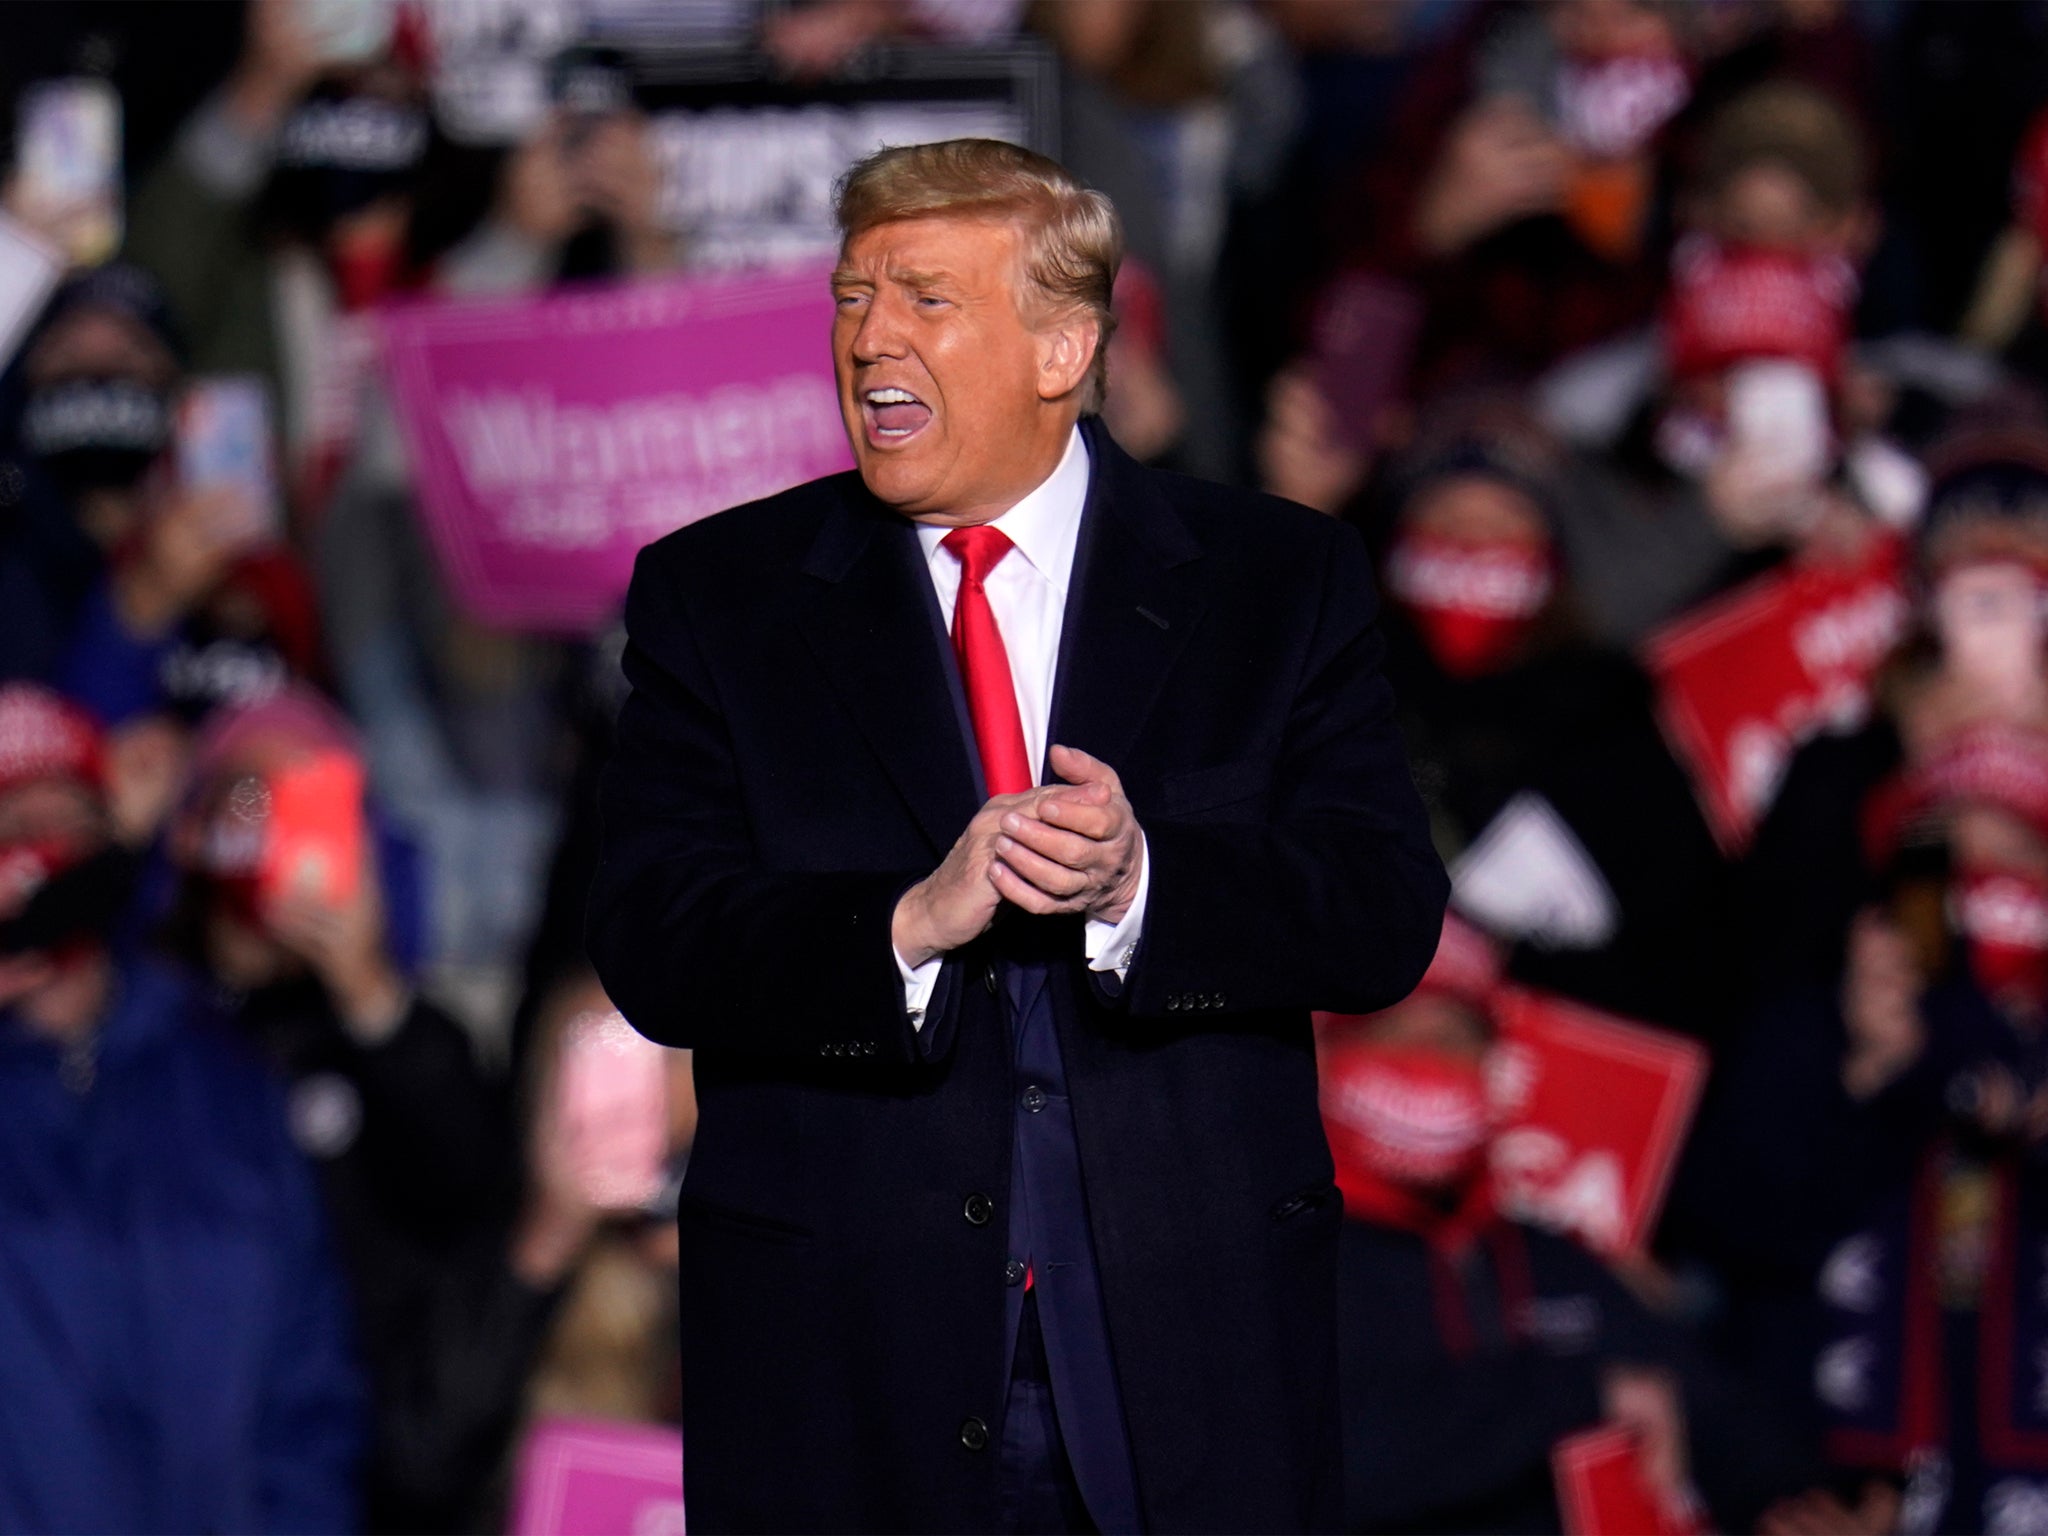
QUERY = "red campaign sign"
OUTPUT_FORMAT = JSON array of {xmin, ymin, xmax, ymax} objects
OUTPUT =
[
  {"xmin": 1552, "ymin": 1425, "xmax": 1704, "ymax": 1536},
  {"xmin": 1643, "ymin": 536, "xmax": 1909, "ymax": 854},
  {"xmin": 1487, "ymin": 988, "xmax": 1707, "ymax": 1256}
]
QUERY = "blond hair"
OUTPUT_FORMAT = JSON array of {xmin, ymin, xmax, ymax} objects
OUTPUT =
[{"xmin": 834, "ymin": 139, "xmax": 1123, "ymax": 413}]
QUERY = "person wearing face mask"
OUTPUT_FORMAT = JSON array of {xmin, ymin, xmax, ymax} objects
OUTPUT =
[
  {"xmin": 1743, "ymin": 424, "xmax": 2048, "ymax": 995},
  {"xmin": 0, "ymin": 681, "xmax": 365, "ymax": 1533},
  {"xmin": 1377, "ymin": 404, "xmax": 1732, "ymax": 1040},
  {"xmin": 122, "ymin": 0, "xmax": 427, "ymax": 501},
  {"xmin": 1684, "ymin": 748, "xmax": 2048, "ymax": 1536},
  {"xmin": 0, "ymin": 265, "xmax": 184, "ymax": 682},
  {"xmin": 1325, "ymin": 0, "xmax": 1689, "ymax": 404},
  {"xmin": 1483, "ymin": 81, "xmax": 1904, "ymax": 665},
  {"xmin": 1321, "ymin": 966, "xmax": 1779, "ymax": 1534},
  {"xmin": 161, "ymin": 686, "xmax": 521, "ymax": 1533}
]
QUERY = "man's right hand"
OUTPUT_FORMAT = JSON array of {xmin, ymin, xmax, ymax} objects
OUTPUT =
[{"xmin": 892, "ymin": 786, "xmax": 1093, "ymax": 968}]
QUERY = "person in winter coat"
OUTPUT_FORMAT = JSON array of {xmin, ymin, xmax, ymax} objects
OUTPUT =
[
  {"xmin": 0, "ymin": 680, "xmax": 364, "ymax": 1533},
  {"xmin": 1692, "ymin": 722, "xmax": 2048, "ymax": 1536},
  {"xmin": 1323, "ymin": 941, "xmax": 1818, "ymax": 1533},
  {"xmin": 1373, "ymin": 406, "xmax": 1734, "ymax": 1041},
  {"xmin": 163, "ymin": 686, "xmax": 533, "ymax": 1532}
]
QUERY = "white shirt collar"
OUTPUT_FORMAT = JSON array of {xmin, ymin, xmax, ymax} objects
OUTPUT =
[{"xmin": 916, "ymin": 426, "xmax": 1091, "ymax": 594}]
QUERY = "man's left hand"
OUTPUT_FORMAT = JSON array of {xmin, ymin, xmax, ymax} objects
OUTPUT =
[{"xmin": 990, "ymin": 744, "xmax": 1144, "ymax": 924}]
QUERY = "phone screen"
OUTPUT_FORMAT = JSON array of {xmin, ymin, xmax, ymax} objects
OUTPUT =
[
  {"xmin": 258, "ymin": 752, "xmax": 367, "ymax": 911},
  {"xmin": 1308, "ymin": 273, "xmax": 1423, "ymax": 456},
  {"xmin": 177, "ymin": 376, "xmax": 281, "ymax": 548},
  {"xmin": 0, "ymin": 212, "xmax": 62, "ymax": 371},
  {"xmin": 15, "ymin": 79, "xmax": 121, "ymax": 266}
]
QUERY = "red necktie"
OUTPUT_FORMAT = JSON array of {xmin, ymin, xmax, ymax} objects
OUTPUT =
[
  {"xmin": 943, "ymin": 527, "xmax": 1040, "ymax": 1292},
  {"xmin": 942, "ymin": 526, "xmax": 1034, "ymax": 796}
]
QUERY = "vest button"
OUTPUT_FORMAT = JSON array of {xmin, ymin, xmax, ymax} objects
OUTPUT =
[
  {"xmin": 963, "ymin": 1192, "xmax": 994, "ymax": 1226},
  {"xmin": 960, "ymin": 1416, "xmax": 990, "ymax": 1451},
  {"xmin": 1021, "ymin": 1084, "xmax": 1048, "ymax": 1113}
]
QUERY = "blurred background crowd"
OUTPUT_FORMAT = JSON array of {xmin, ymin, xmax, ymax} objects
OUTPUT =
[{"xmin": 13, "ymin": 0, "xmax": 2048, "ymax": 1532}]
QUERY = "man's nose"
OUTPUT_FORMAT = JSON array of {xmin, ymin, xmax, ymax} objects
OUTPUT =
[{"xmin": 849, "ymin": 292, "xmax": 910, "ymax": 363}]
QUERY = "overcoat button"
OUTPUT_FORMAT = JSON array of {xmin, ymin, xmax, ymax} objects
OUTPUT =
[
  {"xmin": 983, "ymin": 963, "xmax": 1000, "ymax": 994},
  {"xmin": 1005, "ymin": 1258, "xmax": 1027, "ymax": 1286},
  {"xmin": 963, "ymin": 1192, "xmax": 994, "ymax": 1226},
  {"xmin": 960, "ymin": 1416, "xmax": 989, "ymax": 1451}
]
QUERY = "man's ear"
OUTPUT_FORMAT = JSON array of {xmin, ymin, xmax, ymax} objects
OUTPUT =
[{"xmin": 1035, "ymin": 316, "xmax": 1100, "ymax": 403}]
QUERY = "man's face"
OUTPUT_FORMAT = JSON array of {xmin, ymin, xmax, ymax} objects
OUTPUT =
[{"xmin": 832, "ymin": 214, "xmax": 1077, "ymax": 525}]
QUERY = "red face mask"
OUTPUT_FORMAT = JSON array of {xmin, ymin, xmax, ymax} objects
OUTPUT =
[
  {"xmin": 326, "ymin": 228, "xmax": 406, "ymax": 312},
  {"xmin": 1322, "ymin": 1044, "xmax": 1493, "ymax": 1197},
  {"xmin": 1386, "ymin": 532, "xmax": 1553, "ymax": 678},
  {"xmin": 1953, "ymin": 868, "xmax": 2048, "ymax": 1007}
]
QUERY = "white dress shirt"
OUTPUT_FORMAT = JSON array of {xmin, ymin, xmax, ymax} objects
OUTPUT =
[{"xmin": 895, "ymin": 427, "xmax": 1150, "ymax": 1028}]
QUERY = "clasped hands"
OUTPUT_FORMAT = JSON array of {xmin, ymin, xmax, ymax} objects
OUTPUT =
[{"xmin": 891, "ymin": 744, "xmax": 1144, "ymax": 969}]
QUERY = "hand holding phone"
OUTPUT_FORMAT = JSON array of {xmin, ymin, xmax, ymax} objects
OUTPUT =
[
  {"xmin": 176, "ymin": 377, "xmax": 281, "ymax": 550},
  {"xmin": 259, "ymin": 751, "xmax": 366, "ymax": 912},
  {"xmin": 12, "ymin": 79, "xmax": 121, "ymax": 267}
]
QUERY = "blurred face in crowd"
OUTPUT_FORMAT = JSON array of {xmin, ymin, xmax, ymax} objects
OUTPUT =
[
  {"xmin": 0, "ymin": 778, "xmax": 103, "ymax": 877},
  {"xmin": 1547, "ymin": 0, "xmax": 1673, "ymax": 58},
  {"xmin": 1931, "ymin": 558, "xmax": 2048, "ymax": 715},
  {"xmin": 172, "ymin": 731, "xmax": 344, "ymax": 987},
  {"xmin": 24, "ymin": 306, "xmax": 177, "ymax": 394},
  {"xmin": 19, "ymin": 305, "xmax": 178, "ymax": 534},
  {"xmin": 1710, "ymin": 160, "xmax": 1839, "ymax": 253},
  {"xmin": 1923, "ymin": 518, "xmax": 2048, "ymax": 715},
  {"xmin": 1364, "ymin": 991, "xmax": 1492, "ymax": 1063},
  {"xmin": 832, "ymin": 214, "xmax": 1095, "ymax": 525},
  {"xmin": 1408, "ymin": 475, "xmax": 1549, "ymax": 549},
  {"xmin": 1386, "ymin": 474, "xmax": 1556, "ymax": 678},
  {"xmin": 1320, "ymin": 993, "xmax": 1495, "ymax": 1203}
]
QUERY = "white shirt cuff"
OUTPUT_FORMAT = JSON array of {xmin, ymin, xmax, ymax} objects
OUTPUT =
[
  {"xmin": 1084, "ymin": 831, "xmax": 1148, "ymax": 979},
  {"xmin": 896, "ymin": 833, "xmax": 1147, "ymax": 1027},
  {"xmin": 896, "ymin": 945, "xmax": 943, "ymax": 1032}
]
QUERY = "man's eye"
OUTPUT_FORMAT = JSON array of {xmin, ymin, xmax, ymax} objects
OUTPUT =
[
  {"xmin": 916, "ymin": 295, "xmax": 949, "ymax": 309},
  {"xmin": 834, "ymin": 292, "xmax": 866, "ymax": 309}
]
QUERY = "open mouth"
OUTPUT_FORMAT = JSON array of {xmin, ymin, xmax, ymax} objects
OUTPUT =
[{"xmin": 860, "ymin": 386, "xmax": 933, "ymax": 445}]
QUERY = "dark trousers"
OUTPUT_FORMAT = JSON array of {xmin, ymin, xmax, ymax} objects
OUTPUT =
[{"xmin": 995, "ymin": 1291, "xmax": 1099, "ymax": 1536}]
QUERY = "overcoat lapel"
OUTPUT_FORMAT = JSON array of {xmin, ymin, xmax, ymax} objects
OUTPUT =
[
  {"xmin": 795, "ymin": 485, "xmax": 983, "ymax": 857},
  {"xmin": 1045, "ymin": 421, "xmax": 1208, "ymax": 779}
]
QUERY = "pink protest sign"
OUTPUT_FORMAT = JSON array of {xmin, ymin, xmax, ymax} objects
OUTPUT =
[
  {"xmin": 378, "ymin": 268, "xmax": 852, "ymax": 634},
  {"xmin": 509, "ymin": 1416, "xmax": 684, "ymax": 1536}
]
